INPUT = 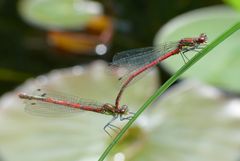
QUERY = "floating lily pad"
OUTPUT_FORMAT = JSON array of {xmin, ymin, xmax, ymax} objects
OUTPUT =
[
  {"xmin": 0, "ymin": 61, "xmax": 239, "ymax": 160},
  {"xmin": 129, "ymin": 80, "xmax": 240, "ymax": 161},
  {"xmin": 0, "ymin": 61, "xmax": 158, "ymax": 161},
  {"xmin": 154, "ymin": 5, "xmax": 240, "ymax": 92},
  {"xmin": 18, "ymin": 0, "xmax": 103, "ymax": 30}
]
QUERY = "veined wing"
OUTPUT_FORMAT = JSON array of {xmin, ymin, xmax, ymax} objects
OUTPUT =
[
  {"xmin": 22, "ymin": 88, "xmax": 104, "ymax": 117},
  {"xmin": 111, "ymin": 42, "xmax": 178, "ymax": 85}
]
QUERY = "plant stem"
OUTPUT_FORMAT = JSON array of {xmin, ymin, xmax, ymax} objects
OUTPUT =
[{"xmin": 98, "ymin": 22, "xmax": 240, "ymax": 161}]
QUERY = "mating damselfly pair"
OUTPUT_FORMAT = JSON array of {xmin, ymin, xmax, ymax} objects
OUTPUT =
[{"xmin": 18, "ymin": 33, "xmax": 207, "ymax": 136}]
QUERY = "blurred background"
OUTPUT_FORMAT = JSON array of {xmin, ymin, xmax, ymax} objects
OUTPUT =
[
  {"xmin": 1, "ymin": 0, "xmax": 240, "ymax": 161},
  {"xmin": 0, "ymin": 0, "xmax": 225, "ymax": 95}
]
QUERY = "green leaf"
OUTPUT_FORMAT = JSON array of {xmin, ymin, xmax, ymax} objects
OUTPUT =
[{"xmin": 18, "ymin": 0, "xmax": 103, "ymax": 29}]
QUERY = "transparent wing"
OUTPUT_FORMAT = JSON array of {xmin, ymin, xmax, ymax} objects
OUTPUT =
[
  {"xmin": 23, "ymin": 88, "xmax": 104, "ymax": 117},
  {"xmin": 25, "ymin": 101, "xmax": 82, "ymax": 117},
  {"xmin": 111, "ymin": 42, "xmax": 177, "ymax": 69},
  {"xmin": 111, "ymin": 42, "xmax": 178, "ymax": 85}
]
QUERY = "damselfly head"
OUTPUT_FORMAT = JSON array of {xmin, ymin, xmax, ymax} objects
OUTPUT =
[
  {"xmin": 197, "ymin": 33, "xmax": 207, "ymax": 44},
  {"xmin": 119, "ymin": 104, "xmax": 128, "ymax": 114}
]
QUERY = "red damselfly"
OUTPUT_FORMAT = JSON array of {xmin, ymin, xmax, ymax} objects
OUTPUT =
[
  {"xmin": 111, "ymin": 33, "xmax": 207, "ymax": 108},
  {"xmin": 18, "ymin": 89, "xmax": 134, "ymax": 136}
]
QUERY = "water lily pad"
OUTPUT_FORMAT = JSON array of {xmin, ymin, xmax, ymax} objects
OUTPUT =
[
  {"xmin": 154, "ymin": 5, "xmax": 240, "ymax": 92},
  {"xmin": 129, "ymin": 80, "xmax": 240, "ymax": 161},
  {"xmin": 0, "ymin": 61, "xmax": 239, "ymax": 160},
  {"xmin": 0, "ymin": 61, "xmax": 158, "ymax": 161},
  {"xmin": 18, "ymin": 0, "xmax": 103, "ymax": 30}
]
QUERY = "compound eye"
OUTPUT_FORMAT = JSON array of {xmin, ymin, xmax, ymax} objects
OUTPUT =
[
  {"xmin": 199, "ymin": 33, "xmax": 207, "ymax": 43},
  {"xmin": 200, "ymin": 37, "xmax": 206, "ymax": 42}
]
